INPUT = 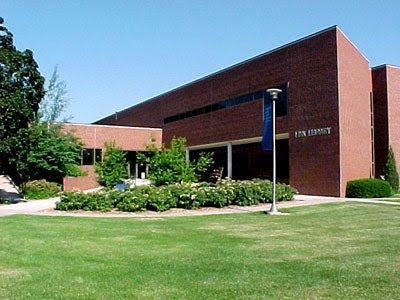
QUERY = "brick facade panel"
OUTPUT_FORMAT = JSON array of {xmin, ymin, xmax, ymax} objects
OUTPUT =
[
  {"xmin": 387, "ymin": 67, "xmax": 400, "ymax": 174},
  {"xmin": 337, "ymin": 30, "xmax": 373, "ymax": 197},
  {"xmin": 63, "ymin": 166, "xmax": 101, "ymax": 192},
  {"xmin": 62, "ymin": 124, "xmax": 162, "ymax": 150}
]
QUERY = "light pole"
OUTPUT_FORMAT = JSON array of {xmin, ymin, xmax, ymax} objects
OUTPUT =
[{"xmin": 266, "ymin": 88, "xmax": 282, "ymax": 215}]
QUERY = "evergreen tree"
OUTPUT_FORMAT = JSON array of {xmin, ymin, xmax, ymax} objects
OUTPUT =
[{"xmin": 383, "ymin": 146, "xmax": 399, "ymax": 193}]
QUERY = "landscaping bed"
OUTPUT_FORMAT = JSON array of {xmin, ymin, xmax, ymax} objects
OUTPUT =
[{"xmin": 56, "ymin": 179, "xmax": 297, "ymax": 212}]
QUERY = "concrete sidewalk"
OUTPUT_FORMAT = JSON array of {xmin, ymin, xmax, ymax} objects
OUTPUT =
[
  {"xmin": 295, "ymin": 194, "xmax": 400, "ymax": 205},
  {"xmin": 0, "ymin": 197, "xmax": 59, "ymax": 217}
]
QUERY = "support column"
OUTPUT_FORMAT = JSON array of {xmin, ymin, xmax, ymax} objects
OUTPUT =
[
  {"xmin": 227, "ymin": 143, "xmax": 232, "ymax": 179},
  {"xmin": 185, "ymin": 148, "xmax": 190, "ymax": 164}
]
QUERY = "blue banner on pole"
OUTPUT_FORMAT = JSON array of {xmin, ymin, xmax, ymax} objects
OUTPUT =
[{"xmin": 262, "ymin": 96, "xmax": 272, "ymax": 151}]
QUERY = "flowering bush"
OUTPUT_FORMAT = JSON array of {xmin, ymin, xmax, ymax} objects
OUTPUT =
[
  {"xmin": 56, "ymin": 179, "xmax": 297, "ymax": 212},
  {"xmin": 22, "ymin": 179, "xmax": 61, "ymax": 200}
]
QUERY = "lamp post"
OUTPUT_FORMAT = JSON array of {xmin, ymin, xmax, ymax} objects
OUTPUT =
[{"xmin": 266, "ymin": 88, "xmax": 282, "ymax": 215}]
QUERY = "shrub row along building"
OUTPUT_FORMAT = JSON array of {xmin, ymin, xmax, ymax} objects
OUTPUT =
[{"xmin": 64, "ymin": 26, "xmax": 400, "ymax": 197}]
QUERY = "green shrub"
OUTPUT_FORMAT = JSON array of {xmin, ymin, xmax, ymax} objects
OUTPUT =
[
  {"xmin": 65, "ymin": 164, "xmax": 87, "ymax": 177},
  {"xmin": 383, "ymin": 146, "xmax": 399, "ymax": 193},
  {"xmin": 22, "ymin": 179, "xmax": 61, "ymax": 199},
  {"xmin": 56, "ymin": 179, "xmax": 298, "ymax": 212},
  {"xmin": 95, "ymin": 141, "xmax": 129, "ymax": 188},
  {"xmin": 138, "ymin": 137, "xmax": 213, "ymax": 186},
  {"xmin": 346, "ymin": 178, "xmax": 392, "ymax": 198}
]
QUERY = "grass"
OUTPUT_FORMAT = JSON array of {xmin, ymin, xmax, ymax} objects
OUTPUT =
[
  {"xmin": 387, "ymin": 194, "xmax": 400, "ymax": 202},
  {"xmin": 0, "ymin": 203, "xmax": 399, "ymax": 299},
  {"xmin": 385, "ymin": 198, "xmax": 400, "ymax": 203},
  {"xmin": 372, "ymin": 194, "xmax": 400, "ymax": 202}
]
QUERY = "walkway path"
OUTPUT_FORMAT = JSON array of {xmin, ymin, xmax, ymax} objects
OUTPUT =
[
  {"xmin": 0, "ymin": 194, "xmax": 399, "ymax": 218},
  {"xmin": 0, "ymin": 197, "xmax": 59, "ymax": 217},
  {"xmin": 295, "ymin": 194, "xmax": 400, "ymax": 205}
]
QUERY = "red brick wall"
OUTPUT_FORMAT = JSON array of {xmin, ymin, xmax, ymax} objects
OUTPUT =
[
  {"xmin": 372, "ymin": 66, "xmax": 400, "ymax": 179},
  {"xmin": 63, "ymin": 166, "xmax": 101, "ymax": 192},
  {"xmin": 337, "ymin": 30, "xmax": 373, "ymax": 197},
  {"xmin": 62, "ymin": 124, "xmax": 162, "ymax": 150},
  {"xmin": 387, "ymin": 67, "xmax": 400, "ymax": 173}
]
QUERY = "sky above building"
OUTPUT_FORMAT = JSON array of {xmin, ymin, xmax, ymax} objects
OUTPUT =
[{"xmin": 1, "ymin": 1, "xmax": 399, "ymax": 123}]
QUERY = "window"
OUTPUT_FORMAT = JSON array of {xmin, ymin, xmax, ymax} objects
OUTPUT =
[
  {"xmin": 81, "ymin": 148, "xmax": 102, "ymax": 165},
  {"xmin": 95, "ymin": 149, "xmax": 102, "ymax": 163},
  {"xmin": 163, "ymin": 83, "xmax": 288, "ymax": 124},
  {"xmin": 82, "ymin": 149, "xmax": 94, "ymax": 165}
]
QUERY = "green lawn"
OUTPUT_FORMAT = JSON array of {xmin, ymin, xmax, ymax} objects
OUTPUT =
[
  {"xmin": 385, "ymin": 198, "xmax": 400, "ymax": 203},
  {"xmin": 387, "ymin": 194, "xmax": 400, "ymax": 202},
  {"xmin": 374, "ymin": 194, "xmax": 400, "ymax": 202},
  {"xmin": 0, "ymin": 203, "xmax": 399, "ymax": 299}
]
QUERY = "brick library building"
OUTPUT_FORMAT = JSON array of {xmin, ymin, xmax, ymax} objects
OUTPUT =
[{"xmin": 64, "ymin": 26, "xmax": 400, "ymax": 197}]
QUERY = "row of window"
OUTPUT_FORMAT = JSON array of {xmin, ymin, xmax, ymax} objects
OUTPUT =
[
  {"xmin": 163, "ymin": 83, "xmax": 288, "ymax": 124},
  {"xmin": 81, "ymin": 148, "xmax": 102, "ymax": 165}
]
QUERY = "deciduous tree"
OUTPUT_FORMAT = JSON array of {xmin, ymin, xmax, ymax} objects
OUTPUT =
[
  {"xmin": 95, "ymin": 141, "xmax": 129, "ymax": 188},
  {"xmin": 39, "ymin": 65, "xmax": 71, "ymax": 122},
  {"xmin": 0, "ymin": 17, "xmax": 45, "ymax": 181},
  {"xmin": 138, "ymin": 137, "xmax": 213, "ymax": 186}
]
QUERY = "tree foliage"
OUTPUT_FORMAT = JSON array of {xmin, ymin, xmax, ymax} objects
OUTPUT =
[
  {"xmin": 0, "ymin": 17, "xmax": 45, "ymax": 181},
  {"xmin": 95, "ymin": 141, "xmax": 129, "ymax": 188},
  {"xmin": 383, "ymin": 146, "xmax": 399, "ymax": 193},
  {"xmin": 138, "ymin": 137, "xmax": 213, "ymax": 186},
  {"xmin": 16, "ymin": 123, "xmax": 82, "ymax": 183},
  {"xmin": 39, "ymin": 65, "xmax": 71, "ymax": 122}
]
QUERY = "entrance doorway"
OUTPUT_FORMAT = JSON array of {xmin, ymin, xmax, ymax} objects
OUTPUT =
[
  {"xmin": 232, "ymin": 140, "xmax": 289, "ymax": 183},
  {"xmin": 188, "ymin": 139, "xmax": 289, "ymax": 183}
]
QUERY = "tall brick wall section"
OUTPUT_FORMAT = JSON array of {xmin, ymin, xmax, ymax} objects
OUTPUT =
[
  {"xmin": 96, "ymin": 27, "xmax": 345, "ymax": 196},
  {"xmin": 372, "ymin": 66, "xmax": 400, "ymax": 179},
  {"xmin": 61, "ymin": 124, "xmax": 162, "ymax": 150},
  {"xmin": 372, "ymin": 67, "xmax": 389, "ymax": 177},
  {"xmin": 387, "ymin": 67, "xmax": 400, "ymax": 173},
  {"xmin": 337, "ymin": 30, "xmax": 373, "ymax": 197}
]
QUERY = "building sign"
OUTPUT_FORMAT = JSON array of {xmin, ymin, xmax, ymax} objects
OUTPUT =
[{"xmin": 294, "ymin": 127, "xmax": 331, "ymax": 138}]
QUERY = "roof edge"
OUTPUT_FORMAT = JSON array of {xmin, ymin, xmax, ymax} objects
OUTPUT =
[
  {"xmin": 371, "ymin": 64, "xmax": 400, "ymax": 70},
  {"xmin": 62, "ymin": 122, "xmax": 162, "ymax": 131},
  {"xmin": 94, "ymin": 25, "xmax": 339, "ymax": 124}
]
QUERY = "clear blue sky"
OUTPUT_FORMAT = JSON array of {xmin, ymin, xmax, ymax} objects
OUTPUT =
[{"xmin": 1, "ymin": 1, "xmax": 399, "ymax": 123}]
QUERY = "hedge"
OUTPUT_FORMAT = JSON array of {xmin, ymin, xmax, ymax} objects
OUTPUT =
[
  {"xmin": 346, "ymin": 178, "xmax": 392, "ymax": 198},
  {"xmin": 56, "ymin": 179, "xmax": 297, "ymax": 212},
  {"xmin": 22, "ymin": 180, "xmax": 61, "ymax": 200}
]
